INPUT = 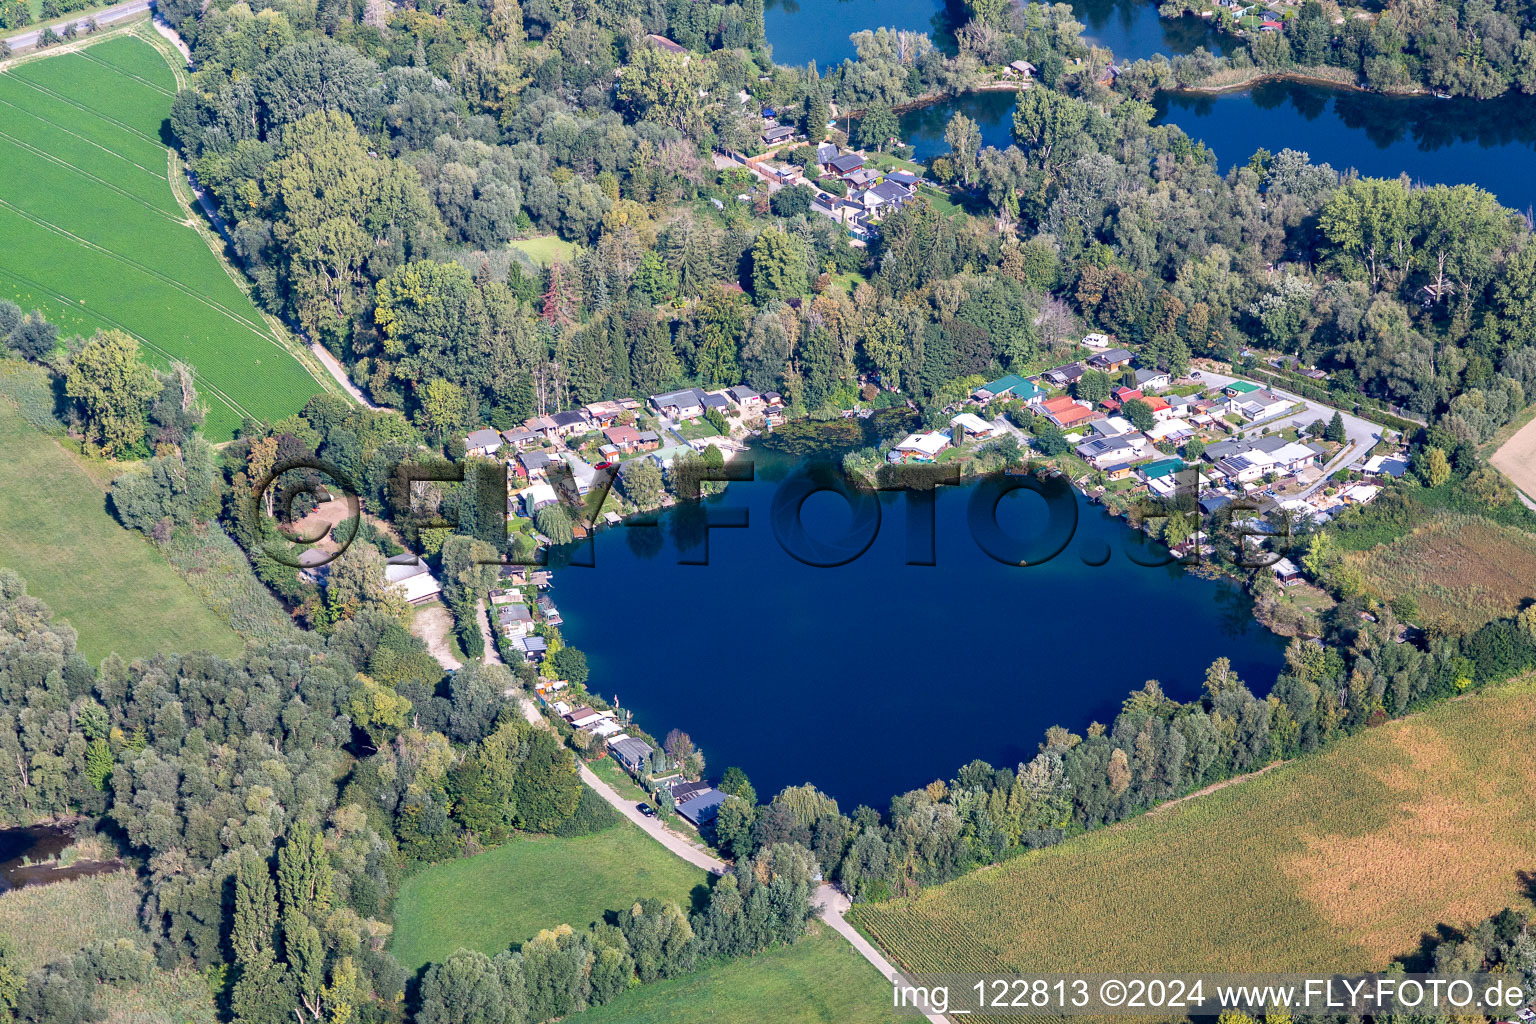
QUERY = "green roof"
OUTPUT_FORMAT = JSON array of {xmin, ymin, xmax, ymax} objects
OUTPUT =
[
  {"xmin": 1226, "ymin": 381, "xmax": 1261, "ymax": 394},
  {"xmin": 1141, "ymin": 458, "xmax": 1187, "ymax": 479},
  {"xmin": 980, "ymin": 375, "xmax": 1042, "ymax": 400}
]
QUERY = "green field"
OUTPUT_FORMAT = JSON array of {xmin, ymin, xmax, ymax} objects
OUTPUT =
[
  {"xmin": 0, "ymin": 372, "xmax": 241, "ymax": 661},
  {"xmin": 508, "ymin": 234, "xmax": 577, "ymax": 266},
  {"xmin": 0, "ymin": 33, "xmax": 323, "ymax": 438},
  {"xmin": 850, "ymin": 678, "xmax": 1536, "ymax": 1020},
  {"xmin": 568, "ymin": 926, "xmax": 903, "ymax": 1024},
  {"xmin": 389, "ymin": 816, "xmax": 710, "ymax": 974}
]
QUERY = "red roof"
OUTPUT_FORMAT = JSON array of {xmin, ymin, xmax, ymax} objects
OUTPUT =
[
  {"xmin": 1042, "ymin": 395, "xmax": 1079, "ymax": 413},
  {"xmin": 1112, "ymin": 387, "xmax": 1143, "ymax": 401},
  {"xmin": 1053, "ymin": 405, "xmax": 1097, "ymax": 427},
  {"xmin": 1144, "ymin": 396, "xmax": 1170, "ymax": 412},
  {"xmin": 604, "ymin": 425, "xmax": 641, "ymax": 445}
]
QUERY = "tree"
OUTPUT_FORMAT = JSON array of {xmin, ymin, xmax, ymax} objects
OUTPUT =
[
  {"xmin": 1011, "ymin": 87, "xmax": 1088, "ymax": 174},
  {"xmin": 536, "ymin": 504, "xmax": 574, "ymax": 544},
  {"xmin": 6, "ymin": 311, "xmax": 56, "ymax": 361},
  {"xmin": 1324, "ymin": 409, "xmax": 1346, "ymax": 443},
  {"xmin": 944, "ymin": 112, "xmax": 982, "ymax": 184},
  {"xmin": 1122, "ymin": 398, "xmax": 1155, "ymax": 432},
  {"xmin": 718, "ymin": 766, "xmax": 756, "ymax": 805},
  {"xmin": 1184, "ymin": 436, "xmax": 1205, "ymax": 461},
  {"xmin": 417, "ymin": 948, "xmax": 509, "ymax": 1024},
  {"xmin": 1417, "ymin": 446, "xmax": 1452, "ymax": 486},
  {"xmin": 751, "ymin": 227, "xmax": 807, "ymax": 303},
  {"xmin": 618, "ymin": 458, "xmax": 663, "ymax": 510},
  {"xmin": 64, "ymin": 329, "xmax": 160, "ymax": 456},
  {"xmin": 853, "ymin": 104, "xmax": 899, "ymax": 152},
  {"xmin": 616, "ymin": 46, "xmax": 716, "ymax": 132},
  {"xmin": 548, "ymin": 646, "xmax": 588, "ymax": 686},
  {"xmin": 770, "ymin": 184, "xmax": 815, "ymax": 218}
]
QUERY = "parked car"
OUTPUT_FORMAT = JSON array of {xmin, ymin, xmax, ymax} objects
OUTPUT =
[{"xmin": 637, "ymin": 803, "xmax": 655, "ymax": 817}]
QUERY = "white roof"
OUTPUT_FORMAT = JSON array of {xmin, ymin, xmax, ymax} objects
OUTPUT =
[
  {"xmin": 1273, "ymin": 557, "xmax": 1299, "ymax": 575},
  {"xmin": 1267, "ymin": 441, "xmax": 1317, "ymax": 466},
  {"xmin": 895, "ymin": 431, "xmax": 951, "ymax": 456},
  {"xmin": 523, "ymin": 482, "xmax": 558, "ymax": 510},
  {"xmin": 1082, "ymin": 333, "xmax": 1110, "ymax": 347},
  {"xmin": 386, "ymin": 562, "xmax": 441, "ymax": 602},
  {"xmin": 1345, "ymin": 483, "xmax": 1381, "ymax": 503},
  {"xmin": 949, "ymin": 412, "xmax": 996, "ymax": 435},
  {"xmin": 1144, "ymin": 420, "xmax": 1192, "ymax": 441}
]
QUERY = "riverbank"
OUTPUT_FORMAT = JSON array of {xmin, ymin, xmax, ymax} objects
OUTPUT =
[{"xmin": 1176, "ymin": 62, "xmax": 1426, "ymax": 96}]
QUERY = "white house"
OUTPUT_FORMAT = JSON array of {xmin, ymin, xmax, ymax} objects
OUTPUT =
[
  {"xmin": 384, "ymin": 556, "xmax": 442, "ymax": 604},
  {"xmin": 1228, "ymin": 390, "xmax": 1292, "ymax": 422},
  {"xmin": 1081, "ymin": 332, "xmax": 1111, "ymax": 350},
  {"xmin": 522, "ymin": 482, "xmax": 559, "ymax": 515},
  {"xmin": 889, "ymin": 430, "xmax": 951, "ymax": 463},
  {"xmin": 949, "ymin": 412, "xmax": 1001, "ymax": 441},
  {"xmin": 1144, "ymin": 419, "xmax": 1195, "ymax": 444}
]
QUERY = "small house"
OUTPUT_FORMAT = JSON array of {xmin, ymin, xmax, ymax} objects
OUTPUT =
[
  {"xmin": 677, "ymin": 789, "xmax": 728, "ymax": 826},
  {"xmin": 1272, "ymin": 557, "xmax": 1303, "ymax": 586},
  {"xmin": 827, "ymin": 153, "xmax": 865, "ymax": 176},
  {"xmin": 1088, "ymin": 348, "xmax": 1134, "ymax": 371},
  {"xmin": 1041, "ymin": 362, "xmax": 1087, "ymax": 387},
  {"xmin": 465, "ymin": 428, "xmax": 503, "ymax": 457},
  {"xmin": 608, "ymin": 735, "xmax": 655, "ymax": 774},
  {"xmin": 1005, "ymin": 59, "xmax": 1036, "ymax": 80},
  {"xmin": 889, "ymin": 430, "xmax": 951, "ymax": 463},
  {"xmin": 974, "ymin": 374, "xmax": 1044, "ymax": 405},
  {"xmin": 1081, "ymin": 332, "xmax": 1111, "ymax": 349},
  {"xmin": 949, "ymin": 412, "xmax": 1001, "ymax": 442},
  {"xmin": 762, "ymin": 124, "xmax": 796, "ymax": 146},
  {"xmin": 1133, "ymin": 367, "xmax": 1172, "ymax": 391},
  {"xmin": 650, "ymin": 388, "xmax": 708, "ymax": 421}
]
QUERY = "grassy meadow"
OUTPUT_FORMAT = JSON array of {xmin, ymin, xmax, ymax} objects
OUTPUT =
[
  {"xmin": 389, "ymin": 816, "xmax": 709, "ymax": 975},
  {"xmin": 0, "ymin": 870, "xmax": 142, "ymax": 974},
  {"xmin": 0, "ymin": 869, "xmax": 219, "ymax": 1023},
  {"xmin": 1349, "ymin": 514, "xmax": 1536, "ymax": 633},
  {"xmin": 568, "ymin": 925, "xmax": 903, "ymax": 1024},
  {"xmin": 0, "ymin": 363, "xmax": 241, "ymax": 661},
  {"xmin": 850, "ymin": 678, "xmax": 1536, "ymax": 1021},
  {"xmin": 0, "ymin": 32, "xmax": 323, "ymax": 438}
]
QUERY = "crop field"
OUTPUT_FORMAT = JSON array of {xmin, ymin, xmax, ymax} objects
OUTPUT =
[
  {"xmin": 0, "ymin": 32, "xmax": 323, "ymax": 439},
  {"xmin": 568, "ymin": 926, "xmax": 903, "ymax": 1024},
  {"xmin": 0, "ymin": 367, "xmax": 242, "ymax": 661},
  {"xmin": 1349, "ymin": 513, "xmax": 1536, "ymax": 632},
  {"xmin": 389, "ymin": 815, "xmax": 710, "ymax": 974},
  {"xmin": 850, "ymin": 679, "xmax": 1536, "ymax": 1022}
]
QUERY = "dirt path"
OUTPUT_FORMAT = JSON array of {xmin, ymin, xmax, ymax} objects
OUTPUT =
[{"xmin": 410, "ymin": 601, "xmax": 462, "ymax": 671}]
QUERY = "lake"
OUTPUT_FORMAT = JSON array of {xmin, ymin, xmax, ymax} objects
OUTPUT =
[
  {"xmin": 551, "ymin": 458, "xmax": 1286, "ymax": 812},
  {"xmin": 766, "ymin": 0, "xmax": 1536, "ymax": 211},
  {"xmin": 0, "ymin": 822, "xmax": 118, "ymax": 893}
]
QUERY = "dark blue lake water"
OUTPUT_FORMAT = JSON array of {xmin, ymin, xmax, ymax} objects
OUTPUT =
[{"xmin": 552, "ymin": 461, "xmax": 1285, "ymax": 812}]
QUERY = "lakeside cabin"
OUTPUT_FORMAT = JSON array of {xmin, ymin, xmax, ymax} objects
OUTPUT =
[
  {"xmin": 889, "ymin": 430, "xmax": 951, "ymax": 463},
  {"xmin": 949, "ymin": 412, "xmax": 1002, "ymax": 442},
  {"xmin": 650, "ymin": 388, "xmax": 708, "ymax": 420}
]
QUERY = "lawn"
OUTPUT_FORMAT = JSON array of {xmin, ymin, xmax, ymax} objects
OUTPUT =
[
  {"xmin": 568, "ymin": 925, "xmax": 904, "ymax": 1024},
  {"xmin": 0, "ymin": 374, "xmax": 242, "ymax": 662},
  {"xmin": 389, "ymin": 815, "xmax": 710, "ymax": 975},
  {"xmin": 673, "ymin": 418, "xmax": 721, "ymax": 441},
  {"xmin": 0, "ymin": 33, "xmax": 323, "ymax": 438},
  {"xmin": 508, "ymin": 234, "xmax": 576, "ymax": 267},
  {"xmin": 850, "ymin": 677, "xmax": 1536, "ymax": 1021},
  {"xmin": 1349, "ymin": 513, "xmax": 1536, "ymax": 632}
]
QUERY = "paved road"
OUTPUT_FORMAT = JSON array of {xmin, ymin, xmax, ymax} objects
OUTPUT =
[
  {"xmin": 2, "ymin": 0, "xmax": 150, "ymax": 51},
  {"xmin": 814, "ymin": 886, "xmax": 950, "ymax": 1023},
  {"xmin": 509, "ymin": 694, "xmax": 727, "ymax": 873},
  {"xmin": 1192, "ymin": 369, "xmax": 1387, "ymax": 497}
]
